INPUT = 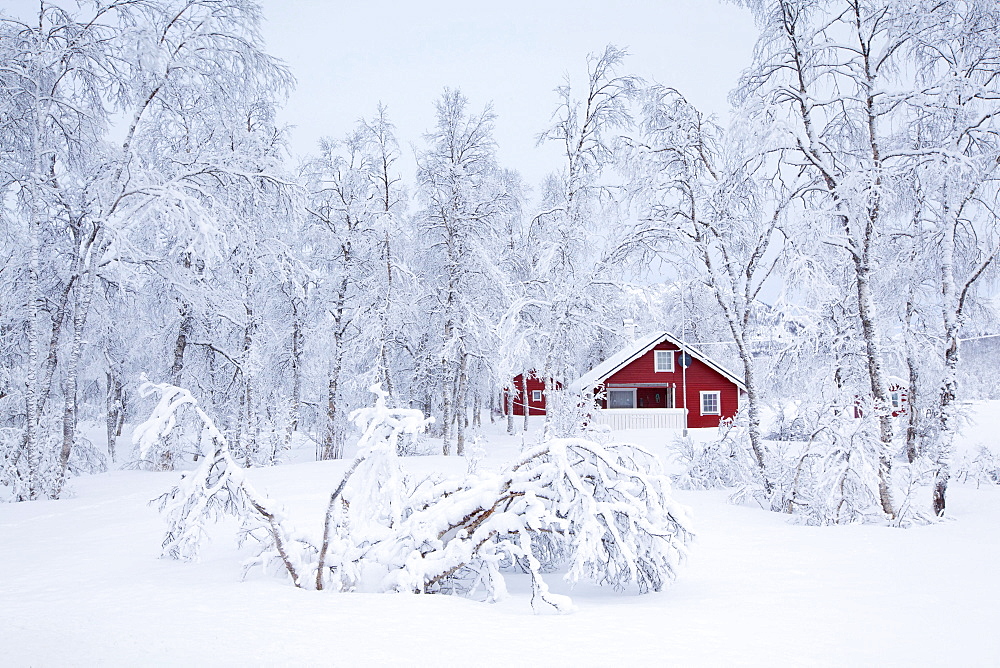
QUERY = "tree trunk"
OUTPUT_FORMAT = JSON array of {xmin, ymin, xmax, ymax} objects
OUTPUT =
[
  {"xmin": 20, "ymin": 90, "xmax": 47, "ymax": 502},
  {"xmin": 285, "ymin": 298, "xmax": 303, "ymax": 449},
  {"xmin": 23, "ymin": 178, "xmax": 42, "ymax": 501},
  {"xmin": 323, "ymin": 356, "xmax": 345, "ymax": 460},
  {"xmin": 440, "ymin": 363, "xmax": 453, "ymax": 456},
  {"xmin": 37, "ymin": 279, "xmax": 72, "ymax": 414},
  {"xmin": 379, "ymin": 230, "xmax": 396, "ymax": 403},
  {"xmin": 456, "ymin": 353, "xmax": 468, "ymax": 456},
  {"xmin": 240, "ymin": 303, "xmax": 256, "ymax": 466},
  {"xmin": 904, "ymin": 295, "xmax": 921, "ymax": 464},
  {"xmin": 440, "ymin": 306, "xmax": 455, "ymax": 456},
  {"xmin": 854, "ymin": 14, "xmax": 895, "ymax": 518},
  {"xmin": 733, "ymin": 336, "xmax": 772, "ymax": 497},
  {"xmin": 489, "ymin": 383, "xmax": 496, "ymax": 424},
  {"xmin": 170, "ymin": 304, "xmax": 194, "ymax": 385},
  {"xmin": 473, "ymin": 387, "xmax": 481, "ymax": 429},
  {"xmin": 105, "ymin": 367, "xmax": 123, "ymax": 463},
  {"xmin": 935, "ymin": 213, "xmax": 961, "ymax": 517},
  {"xmin": 323, "ymin": 275, "xmax": 349, "ymax": 461},
  {"xmin": 854, "ymin": 257, "xmax": 895, "ymax": 519},
  {"xmin": 506, "ymin": 388, "xmax": 514, "ymax": 435},
  {"xmin": 521, "ymin": 374, "xmax": 529, "ymax": 432},
  {"xmin": 56, "ymin": 244, "xmax": 98, "ymax": 496}
]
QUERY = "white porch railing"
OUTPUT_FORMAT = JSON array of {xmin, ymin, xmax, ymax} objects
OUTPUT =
[{"xmin": 590, "ymin": 408, "xmax": 687, "ymax": 431}]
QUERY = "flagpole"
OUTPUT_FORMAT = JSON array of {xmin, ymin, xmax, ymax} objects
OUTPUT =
[{"xmin": 681, "ymin": 284, "xmax": 688, "ymax": 437}]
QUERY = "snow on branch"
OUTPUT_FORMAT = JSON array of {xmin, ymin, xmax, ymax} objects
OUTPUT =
[
  {"xmin": 137, "ymin": 378, "xmax": 311, "ymax": 585},
  {"xmin": 143, "ymin": 382, "xmax": 694, "ymax": 611}
]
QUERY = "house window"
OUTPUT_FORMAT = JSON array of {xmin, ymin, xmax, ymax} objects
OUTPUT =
[
  {"xmin": 655, "ymin": 350, "xmax": 673, "ymax": 372},
  {"xmin": 700, "ymin": 391, "xmax": 720, "ymax": 415},
  {"xmin": 890, "ymin": 391, "xmax": 900, "ymax": 409},
  {"xmin": 532, "ymin": 390, "xmax": 542, "ymax": 403},
  {"xmin": 608, "ymin": 389, "xmax": 636, "ymax": 409}
]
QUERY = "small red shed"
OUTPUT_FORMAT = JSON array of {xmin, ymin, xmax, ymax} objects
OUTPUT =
[
  {"xmin": 887, "ymin": 377, "xmax": 908, "ymax": 417},
  {"xmin": 854, "ymin": 375, "xmax": 908, "ymax": 418},
  {"xmin": 504, "ymin": 372, "xmax": 550, "ymax": 416},
  {"xmin": 572, "ymin": 331, "xmax": 747, "ymax": 429}
]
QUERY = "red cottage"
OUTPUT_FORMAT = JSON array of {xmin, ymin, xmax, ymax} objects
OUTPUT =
[
  {"xmin": 572, "ymin": 331, "xmax": 747, "ymax": 430},
  {"xmin": 887, "ymin": 377, "xmax": 908, "ymax": 417},
  {"xmin": 854, "ymin": 375, "xmax": 908, "ymax": 418},
  {"xmin": 504, "ymin": 372, "xmax": 550, "ymax": 416}
]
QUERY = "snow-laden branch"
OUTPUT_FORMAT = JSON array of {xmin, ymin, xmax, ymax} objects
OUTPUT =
[{"xmin": 143, "ymin": 382, "xmax": 694, "ymax": 612}]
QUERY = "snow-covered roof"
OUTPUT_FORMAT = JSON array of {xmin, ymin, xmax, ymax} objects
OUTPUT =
[{"xmin": 571, "ymin": 331, "xmax": 747, "ymax": 394}]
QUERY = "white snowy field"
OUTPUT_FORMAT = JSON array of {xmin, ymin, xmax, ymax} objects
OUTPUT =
[{"xmin": 3, "ymin": 406, "xmax": 1000, "ymax": 667}]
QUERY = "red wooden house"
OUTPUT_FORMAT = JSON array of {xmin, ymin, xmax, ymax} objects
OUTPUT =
[
  {"xmin": 571, "ymin": 331, "xmax": 747, "ymax": 430},
  {"xmin": 504, "ymin": 372, "xmax": 551, "ymax": 416}
]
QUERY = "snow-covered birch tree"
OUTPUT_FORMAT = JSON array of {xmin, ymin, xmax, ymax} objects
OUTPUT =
[
  {"xmin": 898, "ymin": 0, "xmax": 1000, "ymax": 515},
  {"xmin": 623, "ymin": 86, "xmax": 788, "ymax": 498},
  {"xmin": 530, "ymin": 45, "xmax": 640, "ymax": 437},
  {"xmin": 734, "ymin": 0, "xmax": 934, "ymax": 518},
  {"xmin": 416, "ymin": 89, "xmax": 520, "ymax": 455},
  {"xmin": 1, "ymin": 0, "xmax": 293, "ymax": 495}
]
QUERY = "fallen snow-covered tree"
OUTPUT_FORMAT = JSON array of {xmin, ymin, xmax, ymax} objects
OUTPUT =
[
  {"xmin": 360, "ymin": 436, "xmax": 693, "ymax": 611},
  {"xmin": 137, "ymin": 381, "xmax": 694, "ymax": 612}
]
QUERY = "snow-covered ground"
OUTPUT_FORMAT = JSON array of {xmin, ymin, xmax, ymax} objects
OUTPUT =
[{"xmin": 3, "ymin": 405, "xmax": 999, "ymax": 666}]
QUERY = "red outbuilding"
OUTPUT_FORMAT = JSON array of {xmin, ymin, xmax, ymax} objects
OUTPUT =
[
  {"xmin": 504, "ymin": 372, "xmax": 551, "ymax": 416},
  {"xmin": 853, "ymin": 375, "xmax": 908, "ymax": 418},
  {"xmin": 572, "ymin": 331, "xmax": 747, "ymax": 430}
]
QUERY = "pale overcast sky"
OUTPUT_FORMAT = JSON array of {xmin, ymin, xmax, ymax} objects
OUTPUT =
[
  {"xmin": 259, "ymin": 0, "xmax": 759, "ymax": 185},
  {"xmin": 1, "ymin": 0, "xmax": 760, "ymax": 186}
]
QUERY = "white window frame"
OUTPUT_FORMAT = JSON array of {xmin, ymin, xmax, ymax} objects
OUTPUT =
[
  {"xmin": 608, "ymin": 388, "xmax": 636, "ymax": 409},
  {"xmin": 531, "ymin": 389, "xmax": 543, "ymax": 403},
  {"xmin": 654, "ymin": 350, "xmax": 674, "ymax": 373},
  {"xmin": 890, "ymin": 391, "xmax": 901, "ymax": 409},
  {"xmin": 700, "ymin": 391, "xmax": 721, "ymax": 416}
]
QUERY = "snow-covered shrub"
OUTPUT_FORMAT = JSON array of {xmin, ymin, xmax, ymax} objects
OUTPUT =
[
  {"xmin": 299, "ymin": 386, "xmax": 433, "ymax": 592},
  {"xmin": 888, "ymin": 457, "xmax": 937, "ymax": 528},
  {"xmin": 542, "ymin": 389, "xmax": 594, "ymax": 440},
  {"xmin": 138, "ymin": 380, "xmax": 314, "ymax": 583},
  {"xmin": 955, "ymin": 444, "xmax": 1000, "ymax": 487},
  {"xmin": 771, "ymin": 401, "xmax": 942, "ymax": 526},
  {"xmin": 669, "ymin": 416, "xmax": 756, "ymax": 491},
  {"xmin": 394, "ymin": 429, "xmax": 436, "ymax": 456},
  {"xmin": 1, "ymin": 415, "xmax": 73, "ymax": 500},
  {"xmin": 67, "ymin": 432, "xmax": 108, "ymax": 476},
  {"xmin": 766, "ymin": 402, "xmax": 920, "ymax": 524},
  {"xmin": 1, "ymin": 420, "xmax": 105, "ymax": 501},
  {"xmin": 145, "ymin": 382, "xmax": 694, "ymax": 612},
  {"xmin": 128, "ymin": 396, "xmax": 201, "ymax": 471},
  {"xmin": 0, "ymin": 427, "xmax": 22, "ymax": 500},
  {"xmin": 781, "ymin": 423, "xmax": 886, "ymax": 524},
  {"xmin": 552, "ymin": 439, "xmax": 693, "ymax": 593},
  {"xmin": 764, "ymin": 401, "xmax": 808, "ymax": 441},
  {"xmin": 671, "ymin": 401, "xmax": 926, "ymax": 525},
  {"xmin": 582, "ymin": 421, "xmax": 614, "ymax": 444},
  {"xmin": 463, "ymin": 435, "xmax": 486, "ymax": 474}
]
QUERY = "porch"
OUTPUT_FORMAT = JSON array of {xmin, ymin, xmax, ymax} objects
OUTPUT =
[{"xmin": 589, "ymin": 407, "xmax": 687, "ymax": 431}]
